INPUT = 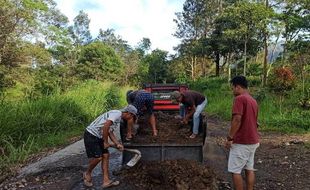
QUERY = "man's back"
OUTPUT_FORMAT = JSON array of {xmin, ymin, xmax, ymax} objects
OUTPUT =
[
  {"xmin": 182, "ymin": 90, "xmax": 205, "ymax": 107},
  {"xmin": 232, "ymin": 93, "xmax": 259, "ymax": 144}
]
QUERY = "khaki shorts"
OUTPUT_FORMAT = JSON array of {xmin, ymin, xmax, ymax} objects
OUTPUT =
[{"xmin": 228, "ymin": 143, "xmax": 259, "ymax": 174}]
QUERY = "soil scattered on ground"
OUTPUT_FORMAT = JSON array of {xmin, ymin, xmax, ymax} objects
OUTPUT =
[{"xmin": 115, "ymin": 159, "xmax": 218, "ymax": 190}]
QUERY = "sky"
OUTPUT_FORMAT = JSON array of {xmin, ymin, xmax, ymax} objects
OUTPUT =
[{"xmin": 54, "ymin": 0, "xmax": 185, "ymax": 54}]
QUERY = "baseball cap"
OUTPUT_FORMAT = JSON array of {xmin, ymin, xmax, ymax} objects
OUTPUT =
[
  {"xmin": 170, "ymin": 91, "xmax": 181, "ymax": 103},
  {"xmin": 121, "ymin": 105, "xmax": 137, "ymax": 118}
]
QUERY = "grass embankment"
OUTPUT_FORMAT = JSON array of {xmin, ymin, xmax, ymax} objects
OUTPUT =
[
  {"xmin": 189, "ymin": 77, "xmax": 310, "ymax": 134},
  {"xmin": 0, "ymin": 80, "xmax": 131, "ymax": 179}
]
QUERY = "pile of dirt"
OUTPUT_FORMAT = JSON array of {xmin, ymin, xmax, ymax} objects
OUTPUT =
[
  {"xmin": 116, "ymin": 159, "xmax": 218, "ymax": 190},
  {"xmin": 130, "ymin": 112, "xmax": 206, "ymax": 144}
]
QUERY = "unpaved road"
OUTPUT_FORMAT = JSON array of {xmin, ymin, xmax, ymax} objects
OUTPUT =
[
  {"xmin": 206, "ymin": 116, "xmax": 310, "ymax": 190},
  {"xmin": 0, "ymin": 116, "xmax": 309, "ymax": 190}
]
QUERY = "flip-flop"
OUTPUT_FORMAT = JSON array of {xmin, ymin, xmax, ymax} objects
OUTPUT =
[
  {"xmin": 152, "ymin": 130, "xmax": 158, "ymax": 136},
  {"xmin": 102, "ymin": 180, "xmax": 120, "ymax": 189},
  {"xmin": 125, "ymin": 137, "xmax": 133, "ymax": 142},
  {"xmin": 189, "ymin": 134, "xmax": 197, "ymax": 139},
  {"xmin": 83, "ymin": 172, "xmax": 93, "ymax": 187}
]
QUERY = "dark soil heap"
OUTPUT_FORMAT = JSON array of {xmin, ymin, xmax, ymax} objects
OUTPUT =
[
  {"xmin": 116, "ymin": 159, "xmax": 217, "ymax": 190},
  {"xmin": 131, "ymin": 112, "xmax": 206, "ymax": 144}
]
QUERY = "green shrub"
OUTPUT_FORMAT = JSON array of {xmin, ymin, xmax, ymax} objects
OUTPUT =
[{"xmin": 104, "ymin": 85, "xmax": 121, "ymax": 109}]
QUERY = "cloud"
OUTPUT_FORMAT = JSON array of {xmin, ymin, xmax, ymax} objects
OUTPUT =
[{"xmin": 54, "ymin": 0, "xmax": 185, "ymax": 54}]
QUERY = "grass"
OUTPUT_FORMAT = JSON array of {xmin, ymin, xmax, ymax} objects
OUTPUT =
[{"xmin": 0, "ymin": 80, "xmax": 131, "ymax": 175}]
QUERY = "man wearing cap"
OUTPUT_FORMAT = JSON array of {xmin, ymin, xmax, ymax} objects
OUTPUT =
[
  {"xmin": 126, "ymin": 90, "xmax": 158, "ymax": 140},
  {"xmin": 83, "ymin": 105, "xmax": 137, "ymax": 188},
  {"xmin": 171, "ymin": 90, "xmax": 207, "ymax": 139}
]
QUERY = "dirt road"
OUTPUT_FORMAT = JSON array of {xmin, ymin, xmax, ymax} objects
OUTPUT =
[
  {"xmin": 205, "ymin": 116, "xmax": 310, "ymax": 190},
  {"xmin": 0, "ymin": 115, "xmax": 309, "ymax": 189}
]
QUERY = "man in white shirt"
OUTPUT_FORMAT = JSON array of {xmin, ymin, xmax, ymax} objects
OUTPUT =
[{"xmin": 83, "ymin": 105, "xmax": 137, "ymax": 188}]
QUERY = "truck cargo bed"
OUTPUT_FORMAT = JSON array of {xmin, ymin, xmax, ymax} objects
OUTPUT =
[{"xmin": 121, "ymin": 112, "xmax": 207, "ymax": 164}]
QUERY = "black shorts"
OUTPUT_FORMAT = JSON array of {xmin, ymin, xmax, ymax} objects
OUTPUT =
[{"xmin": 84, "ymin": 130, "xmax": 108, "ymax": 158}]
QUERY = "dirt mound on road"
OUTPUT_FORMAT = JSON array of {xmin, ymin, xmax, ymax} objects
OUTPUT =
[{"xmin": 117, "ymin": 159, "xmax": 218, "ymax": 190}]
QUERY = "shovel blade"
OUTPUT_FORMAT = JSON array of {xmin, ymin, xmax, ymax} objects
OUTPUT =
[{"xmin": 126, "ymin": 154, "xmax": 141, "ymax": 167}]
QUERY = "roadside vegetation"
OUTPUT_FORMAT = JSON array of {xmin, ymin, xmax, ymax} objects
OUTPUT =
[{"xmin": 0, "ymin": 80, "xmax": 129, "ymax": 179}]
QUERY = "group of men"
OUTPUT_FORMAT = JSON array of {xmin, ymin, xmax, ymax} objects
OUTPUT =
[{"xmin": 82, "ymin": 76, "xmax": 260, "ymax": 190}]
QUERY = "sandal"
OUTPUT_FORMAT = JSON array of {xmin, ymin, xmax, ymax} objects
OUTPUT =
[
  {"xmin": 102, "ymin": 180, "xmax": 120, "ymax": 189},
  {"xmin": 152, "ymin": 130, "xmax": 158, "ymax": 136},
  {"xmin": 189, "ymin": 134, "xmax": 197, "ymax": 139},
  {"xmin": 83, "ymin": 172, "xmax": 93, "ymax": 187},
  {"xmin": 125, "ymin": 136, "xmax": 133, "ymax": 142}
]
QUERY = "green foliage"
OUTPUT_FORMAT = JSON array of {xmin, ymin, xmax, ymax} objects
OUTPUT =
[
  {"xmin": 0, "ymin": 81, "xmax": 127, "ymax": 171},
  {"xmin": 78, "ymin": 41, "xmax": 124, "ymax": 81},
  {"xmin": 0, "ymin": 66, "xmax": 16, "ymax": 91},
  {"xmin": 104, "ymin": 85, "xmax": 121, "ymax": 109},
  {"xmin": 0, "ymin": 0, "xmax": 66, "ymax": 67},
  {"xmin": 22, "ymin": 65, "xmax": 77, "ymax": 99},
  {"xmin": 143, "ymin": 49, "xmax": 170, "ymax": 83},
  {"xmin": 69, "ymin": 10, "xmax": 92, "ymax": 46},
  {"xmin": 299, "ymin": 87, "xmax": 310, "ymax": 110},
  {"xmin": 0, "ymin": 136, "xmax": 35, "ymax": 166}
]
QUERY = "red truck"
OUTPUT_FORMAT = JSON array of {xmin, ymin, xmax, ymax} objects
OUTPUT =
[{"xmin": 143, "ymin": 83, "xmax": 188, "ymax": 111}]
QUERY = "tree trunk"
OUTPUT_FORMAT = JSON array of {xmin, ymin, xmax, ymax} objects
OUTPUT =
[
  {"xmin": 263, "ymin": 0, "xmax": 269, "ymax": 87},
  {"xmin": 201, "ymin": 56, "xmax": 206, "ymax": 77},
  {"xmin": 191, "ymin": 56, "xmax": 194, "ymax": 80},
  {"xmin": 228, "ymin": 64, "xmax": 231, "ymax": 82},
  {"xmin": 216, "ymin": 52, "xmax": 220, "ymax": 76},
  {"xmin": 243, "ymin": 40, "xmax": 247, "ymax": 76},
  {"xmin": 194, "ymin": 55, "xmax": 197, "ymax": 80}
]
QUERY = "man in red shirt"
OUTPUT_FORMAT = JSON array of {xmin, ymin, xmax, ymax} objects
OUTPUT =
[{"xmin": 225, "ymin": 76, "xmax": 259, "ymax": 190}]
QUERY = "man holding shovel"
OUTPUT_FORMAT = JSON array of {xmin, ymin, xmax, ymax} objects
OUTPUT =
[{"xmin": 83, "ymin": 105, "xmax": 137, "ymax": 188}]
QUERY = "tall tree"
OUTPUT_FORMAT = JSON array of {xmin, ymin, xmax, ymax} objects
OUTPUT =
[
  {"xmin": 77, "ymin": 41, "xmax": 124, "ymax": 81},
  {"xmin": 143, "ymin": 49, "xmax": 169, "ymax": 83},
  {"xmin": 136, "ymin": 37, "xmax": 151, "ymax": 56},
  {"xmin": 0, "ymin": 0, "xmax": 49, "ymax": 66},
  {"xmin": 275, "ymin": 0, "xmax": 310, "ymax": 58},
  {"xmin": 219, "ymin": 1, "xmax": 274, "ymax": 76},
  {"xmin": 69, "ymin": 10, "xmax": 92, "ymax": 46},
  {"xmin": 174, "ymin": 0, "xmax": 234, "ymax": 77}
]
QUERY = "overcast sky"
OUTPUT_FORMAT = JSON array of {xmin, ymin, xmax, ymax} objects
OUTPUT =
[{"xmin": 54, "ymin": 0, "xmax": 185, "ymax": 54}]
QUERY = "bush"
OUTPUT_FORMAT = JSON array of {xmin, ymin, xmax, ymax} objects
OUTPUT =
[{"xmin": 268, "ymin": 67, "xmax": 296, "ymax": 94}]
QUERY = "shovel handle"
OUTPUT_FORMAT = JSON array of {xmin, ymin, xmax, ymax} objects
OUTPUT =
[{"xmin": 110, "ymin": 145, "xmax": 141, "ymax": 155}]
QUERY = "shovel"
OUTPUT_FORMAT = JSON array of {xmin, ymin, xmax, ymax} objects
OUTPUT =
[
  {"xmin": 111, "ymin": 145, "xmax": 141, "ymax": 167},
  {"xmin": 123, "ymin": 148, "xmax": 141, "ymax": 167}
]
